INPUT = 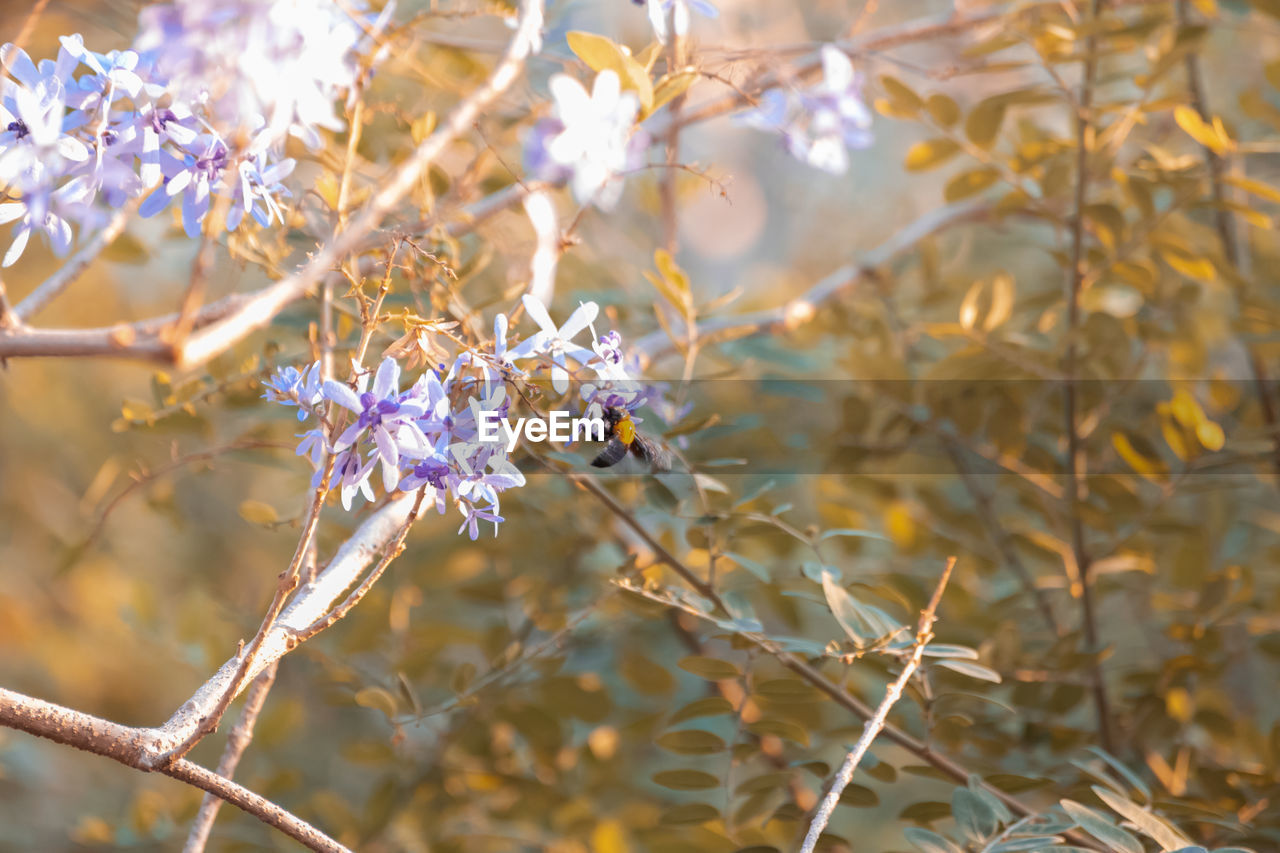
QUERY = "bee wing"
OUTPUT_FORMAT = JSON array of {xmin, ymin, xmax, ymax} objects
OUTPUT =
[
  {"xmin": 591, "ymin": 437, "xmax": 630, "ymax": 468},
  {"xmin": 630, "ymin": 435, "xmax": 672, "ymax": 472}
]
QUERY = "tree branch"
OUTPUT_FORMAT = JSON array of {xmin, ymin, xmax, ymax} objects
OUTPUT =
[
  {"xmin": 1063, "ymin": 0, "xmax": 1114, "ymax": 753},
  {"xmin": 13, "ymin": 208, "xmax": 131, "ymax": 324},
  {"xmin": 800, "ymin": 557, "xmax": 956, "ymax": 852},
  {"xmin": 634, "ymin": 199, "xmax": 989, "ymax": 363},
  {"xmin": 182, "ymin": 664, "xmax": 279, "ymax": 853},
  {"xmin": 0, "ymin": 685, "xmax": 348, "ymax": 853}
]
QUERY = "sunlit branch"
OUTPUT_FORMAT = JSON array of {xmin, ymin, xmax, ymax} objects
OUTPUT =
[
  {"xmin": 799, "ymin": 557, "xmax": 956, "ymax": 853},
  {"xmin": 0, "ymin": 686, "xmax": 348, "ymax": 853}
]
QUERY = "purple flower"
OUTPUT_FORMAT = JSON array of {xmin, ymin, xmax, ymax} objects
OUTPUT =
[
  {"xmin": 323, "ymin": 357, "xmax": 428, "ymax": 491},
  {"xmin": 328, "ymin": 447, "xmax": 377, "ymax": 511},
  {"xmin": 0, "ymin": 188, "xmax": 75, "ymax": 267},
  {"xmin": 265, "ymin": 361, "xmax": 324, "ymax": 420},
  {"xmin": 457, "ymin": 500, "xmax": 503, "ymax": 541},
  {"xmin": 0, "ymin": 43, "xmax": 88, "ymax": 193},
  {"xmin": 138, "ymin": 134, "xmax": 231, "ymax": 237},
  {"xmin": 736, "ymin": 45, "xmax": 872, "ymax": 175}
]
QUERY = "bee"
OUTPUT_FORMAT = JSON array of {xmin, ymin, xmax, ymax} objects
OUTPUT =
[{"xmin": 591, "ymin": 406, "xmax": 672, "ymax": 472}]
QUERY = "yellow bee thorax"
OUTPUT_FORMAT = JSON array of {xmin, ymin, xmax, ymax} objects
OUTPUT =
[{"xmin": 617, "ymin": 416, "xmax": 636, "ymax": 445}]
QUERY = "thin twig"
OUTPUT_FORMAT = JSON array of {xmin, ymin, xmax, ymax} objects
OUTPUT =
[
  {"xmin": 0, "ymin": 273, "xmax": 15, "ymax": 329},
  {"xmin": 182, "ymin": 663, "xmax": 279, "ymax": 853},
  {"xmin": 800, "ymin": 557, "xmax": 956, "ymax": 852},
  {"xmin": 943, "ymin": 441, "xmax": 1060, "ymax": 635},
  {"xmin": 171, "ymin": 0, "xmax": 544, "ymax": 370},
  {"xmin": 1063, "ymin": 0, "xmax": 1114, "ymax": 752},
  {"xmin": 634, "ymin": 199, "xmax": 989, "ymax": 363},
  {"xmin": 12, "ymin": 208, "xmax": 130, "ymax": 323}
]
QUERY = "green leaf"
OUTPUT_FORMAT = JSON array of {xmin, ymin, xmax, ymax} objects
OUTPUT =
[
  {"xmin": 1083, "ymin": 747, "xmax": 1152, "ymax": 802},
  {"xmin": 652, "ymin": 769, "xmax": 720, "ymax": 790},
  {"xmin": 722, "ymin": 551, "xmax": 771, "ymax": 582},
  {"xmin": 1091, "ymin": 786, "xmax": 1194, "ymax": 851},
  {"xmin": 1061, "ymin": 799, "xmax": 1144, "ymax": 853},
  {"xmin": 819, "ymin": 528, "xmax": 892, "ymax": 542},
  {"xmin": 656, "ymin": 729, "xmax": 728, "ymax": 755},
  {"xmin": 905, "ymin": 138, "xmax": 962, "ymax": 171},
  {"xmin": 988, "ymin": 838, "xmax": 1065, "ymax": 852},
  {"xmin": 839, "ymin": 784, "xmax": 879, "ymax": 807},
  {"xmin": 678, "ymin": 655, "xmax": 741, "ymax": 680},
  {"xmin": 921, "ymin": 644, "xmax": 981, "ymax": 660},
  {"xmin": 900, "ymin": 801, "xmax": 954, "ymax": 823},
  {"xmin": 944, "ymin": 167, "xmax": 1000, "ymax": 201},
  {"xmin": 746, "ymin": 718, "xmax": 809, "ymax": 746},
  {"xmin": 661, "ymin": 803, "xmax": 720, "ymax": 825},
  {"xmin": 936, "ymin": 660, "xmax": 1002, "ymax": 683},
  {"xmin": 735, "ymin": 771, "xmax": 793, "ymax": 795},
  {"xmin": 821, "ymin": 570, "xmax": 903, "ymax": 646},
  {"xmin": 670, "ymin": 696, "xmax": 734, "ymax": 724},
  {"xmin": 952, "ymin": 787, "xmax": 998, "ymax": 842},
  {"xmin": 903, "ymin": 827, "xmax": 964, "ymax": 853}
]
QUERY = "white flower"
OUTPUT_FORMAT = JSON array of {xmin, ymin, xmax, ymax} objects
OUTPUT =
[
  {"xmin": 510, "ymin": 294, "xmax": 599, "ymax": 393},
  {"xmin": 646, "ymin": 0, "xmax": 719, "ymax": 44},
  {"xmin": 533, "ymin": 70, "xmax": 643, "ymax": 210}
]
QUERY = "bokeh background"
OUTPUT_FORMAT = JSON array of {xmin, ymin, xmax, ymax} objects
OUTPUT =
[{"xmin": 3, "ymin": 0, "xmax": 1280, "ymax": 851}]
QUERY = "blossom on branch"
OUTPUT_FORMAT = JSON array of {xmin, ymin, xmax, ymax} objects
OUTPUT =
[
  {"xmin": 524, "ymin": 70, "xmax": 646, "ymax": 211},
  {"xmin": 737, "ymin": 45, "xmax": 873, "ymax": 175}
]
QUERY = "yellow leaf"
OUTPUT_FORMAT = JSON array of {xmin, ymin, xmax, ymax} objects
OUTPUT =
[
  {"xmin": 885, "ymin": 501, "xmax": 916, "ymax": 549},
  {"xmin": 1173, "ymin": 104, "xmax": 1231, "ymax": 154},
  {"xmin": 238, "ymin": 499, "xmax": 279, "ymax": 526},
  {"xmin": 944, "ymin": 167, "xmax": 1000, "ymax": 201},
  {"xmin": 925, "ymin": 93, "xmax": 961, "ymax": 127},
  {"xmin": 1225, "ymin": 175, "xmax": 1280, "ymax": 203},
  {"xmin": 410, "ymin": 111, "xmax": 437, "ymax": 145},
  {"xmin": 353, "ymin": 686, "xmax": 398, "ymax": 719},
  {"xmin": 904, "ymin": 138, "xmax": 961, "ymax": 171},
  {"xmin": 879, "ymin": 74, "xmax": 922, "ymax": 115},
  {"xmin": 1159, "ymin": 248, "xmax": 1216, "ymax": 282},
  {"xmin": 959, "ymin": 280, "xmax": 982, "ymax": 331},
  {"xmin": 566, "ymin": 31, "xmax": 653, "ymax": 113},
  {"xmin": 650, "ymin": 69, "xmax": 697, "ymax": 116},
  {"xmin": 1165, "ymin": 687, "xmax": 1194, "ymax": 723},
  {"xmin": 965, "ymin": 97, "xmax": 1007, "ymax": 149},
  {"xmin": 1196, "ymin": 419, "xmax": 1225, "ymax": 451},
  {"xmin": 1169, "ymin": 389, "xmax": 1204, "ymax": 430},
  {"xmin": 984, "ymin": 272, "xmax": 1015, "ymax": 331},
  {"xmin": 591, "ymin": 819, "xmax": 630, "ymax": 853},
  {"xmin": 1112, "ymin": 431, "xmax": 1168, "ymax": 482},
  {"xmin": 566, "ymin": 31, "xmax": 626, "ymax": 73}
]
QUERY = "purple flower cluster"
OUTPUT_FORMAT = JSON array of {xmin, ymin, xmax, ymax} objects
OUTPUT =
[
  {"xmin": 265, "ymin": 296, "xmax": 661, "ymax": 538},
  {"xmin": 0, "ymin": 0, "xmax": 385, "ymax": 265},
  {"xmin": 737, "ymin": 45, "xmax": 874, "ymax": 175}
]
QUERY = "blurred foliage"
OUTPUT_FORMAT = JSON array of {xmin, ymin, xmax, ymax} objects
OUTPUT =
[{"xmin": 3, "ymin": 1, "xmax": 1280, "ymax": 852}]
